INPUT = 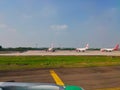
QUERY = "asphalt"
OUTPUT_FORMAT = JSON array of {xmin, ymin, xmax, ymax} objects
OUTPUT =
[
  {"xmin": 0, "ymin": 50, "xmax": 120, "ymax": 90},
  {"xmin": 0, "ymin": 66, "xmax": 120, "ymax": 90}
]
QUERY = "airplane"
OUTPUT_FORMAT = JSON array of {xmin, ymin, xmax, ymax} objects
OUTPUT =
[
  {"xmin": 47, "ymin": 47, "xmax": 55, "ymax": 52},
  {"xmin": 76, "ymin": 44, "xmax": 89, "ymax": 52},
  {"xmin": 47, "ymin": 44, "xmax": 55, "ymax": 52},
  {"xmin": 0, "ymin": 82, "xmax": 84, "ymax": 90},
  {"xmin": 100, "ymin": 44, "xmax": 119, "ymax": 52}
]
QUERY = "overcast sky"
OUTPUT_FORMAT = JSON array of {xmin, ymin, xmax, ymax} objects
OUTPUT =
[{"xmin": 0, "ymin": 0, "xmax": 119, "ymax": 48}]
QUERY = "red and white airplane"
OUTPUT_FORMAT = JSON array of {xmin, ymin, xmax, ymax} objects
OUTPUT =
[
  {"xmin": 100, "ymin": 44, "xmax": 119, "ymax": 52},
  {"xmin": 76, "ymin": 44, "xmax": 89, "ymax": 52},
  {"xmin": 47, "ymin": 44, "xmax": 55, "ymax": 52}
]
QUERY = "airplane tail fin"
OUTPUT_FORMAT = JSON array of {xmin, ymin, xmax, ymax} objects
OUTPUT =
[
  {"xmin": 85, "ymin": 44, "xmax": 89, "ymax": 49},
  {"xmin": 50, "ymin": 43, "xmax": 54, "ymax": 48},
  {"xmin": 113, "ymin": 44, "xmax": 119, "ymax": 50}
]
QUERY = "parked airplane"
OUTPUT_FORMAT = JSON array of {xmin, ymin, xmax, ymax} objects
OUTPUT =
[
  {"xmin": 0, "ymin": 82, "xmax": 84, "ymax": 90},
  {"xmin": 100, "ymin": 44, "xmax": 119, "ymax": 52},
  {"xmin": 47, "ymin": 44, "xmax": 55, "ymax": 52},
  {"xmin": 76, "ymin": 44, "xmax": 89, "ymax": 52}
]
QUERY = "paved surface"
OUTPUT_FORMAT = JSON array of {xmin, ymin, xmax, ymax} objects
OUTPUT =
[
  {"xmin": 0, "ymin": 66, "xmax": 120, "ymax": 90},
  {"xmin": 0, "ymin": 50, "xmax": 120, "ymax": 90},
  {"xmin": 0, "ymin": 50, "xmax": 120, "ymax": 56}
]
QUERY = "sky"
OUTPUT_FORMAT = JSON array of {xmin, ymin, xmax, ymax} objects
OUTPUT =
[{"xmin": 0, "ymin": 0, "xmax": 119, "ymax": 48}]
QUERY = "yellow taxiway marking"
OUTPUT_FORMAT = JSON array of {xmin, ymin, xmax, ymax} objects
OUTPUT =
[
  {"xmin": 96, "ymin": 87, "xmax": 120, "ymax": 90},
  {"xmin": 50, "ymin": 70, "xmax": 64, "ymax": 86}
]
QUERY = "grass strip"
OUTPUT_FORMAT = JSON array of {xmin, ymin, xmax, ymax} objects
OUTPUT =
[{"xmin": 0, "ymin": 56, "xmax": 119, "ymax": 71}]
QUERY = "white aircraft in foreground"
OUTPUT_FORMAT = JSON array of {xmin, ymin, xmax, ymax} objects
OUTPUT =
[
  {"xmin": 76, "ymin": 44, "xmax": 89, "ymax": 52},
  {"xmin": 100, "ymin": 44, "xmax": 119, "ymax": 52},
  {"xmin": 47, "ymin": 44, "xmax": 55, "ymax": 52},
  {"xmin": 0, "ymin": 82, "xmax": 84, "ymax": 90}
]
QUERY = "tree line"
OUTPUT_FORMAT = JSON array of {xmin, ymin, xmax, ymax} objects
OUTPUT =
[{"xmin": 0, "ymin": 45, "xmax": 100, "ymax": 51}]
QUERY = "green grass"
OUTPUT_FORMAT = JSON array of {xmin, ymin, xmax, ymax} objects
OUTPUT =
[{"xmin": 0, "ymin": 56, "xmax": 120, "ymax": 71}]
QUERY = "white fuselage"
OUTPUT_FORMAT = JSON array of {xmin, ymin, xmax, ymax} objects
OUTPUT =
[
  {"xmin": 100, "ymin": 48, "xmax": 114, "ymax": 52},
  {"xmin": 47, "ymin": 48, "xmax": 55, "ymax": 52},
  {"xmin": 100, "ymin": 44, "xmax": 119, "ymax": 52},
  {"xmin": 76, "ymin": 44, "xmax": 89, "ymax": 52},
  {"xmin": 76, "ymin": 48, "xmax": 87, "ymax": 52}
]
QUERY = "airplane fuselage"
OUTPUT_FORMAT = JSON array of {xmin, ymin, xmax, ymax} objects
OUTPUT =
[
  {"xmin": 100, "ymin": 48, "xmax": 114, "ymax": 52},
  {"xmin": 47, "ymin": 48, "xmax": 55, "ymax": 52},
  {"xmin": 76, "ymin": 48, "xmax": 87, "ymax": 52}
]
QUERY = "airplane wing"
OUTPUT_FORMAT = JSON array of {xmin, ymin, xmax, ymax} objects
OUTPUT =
[
  {"xmin": 0, "ymin": 82, "xmax": 63, "ymax": 90},
  {"xmin": 0, "ymin": 82, "xmax": 84, "ymax": 90}
]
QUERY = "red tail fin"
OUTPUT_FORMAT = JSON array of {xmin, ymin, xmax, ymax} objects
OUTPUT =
[
  {"xmin": 85, "ymin": 44, "xmax": 89, "ymax": 49},
  {"xmin": 114, "ymin": 44, "xmax": 119, "ymax": 50}
]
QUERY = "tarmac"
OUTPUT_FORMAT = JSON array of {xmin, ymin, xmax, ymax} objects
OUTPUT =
[
  {"xmin": 0, "ymin": 50, "xmax": 120, "ymax": 56},
  {"xmin": 0, "ymin": 50, "xmax": 120, "ymax": 90},
  {"xmin": 0, "ymin": 66, "xmax": 120, "ymax": 90}
]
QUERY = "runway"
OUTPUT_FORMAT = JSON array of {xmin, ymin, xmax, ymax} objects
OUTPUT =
[{"xmin": 0, "ymin": 50, "xmax": 120, "ymax": 56}]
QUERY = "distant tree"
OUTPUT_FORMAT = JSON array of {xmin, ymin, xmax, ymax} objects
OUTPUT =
[{"xmin": 0, "ymin": 45, "xmax": 2, "ymax": 50}]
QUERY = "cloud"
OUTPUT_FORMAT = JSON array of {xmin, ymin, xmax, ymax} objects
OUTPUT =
[{"xmin": 50, "ymin": 24, "xmax": 68, "ymax": 30}]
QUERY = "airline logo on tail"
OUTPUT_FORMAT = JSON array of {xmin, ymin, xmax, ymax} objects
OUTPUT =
[
  {"xmin": 76, "ymin": 44, "xmax": 89, "ymax": 52},
  {"xmin": 100, "ymin": 44, "xmax": 119, "ymax": 52}
]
